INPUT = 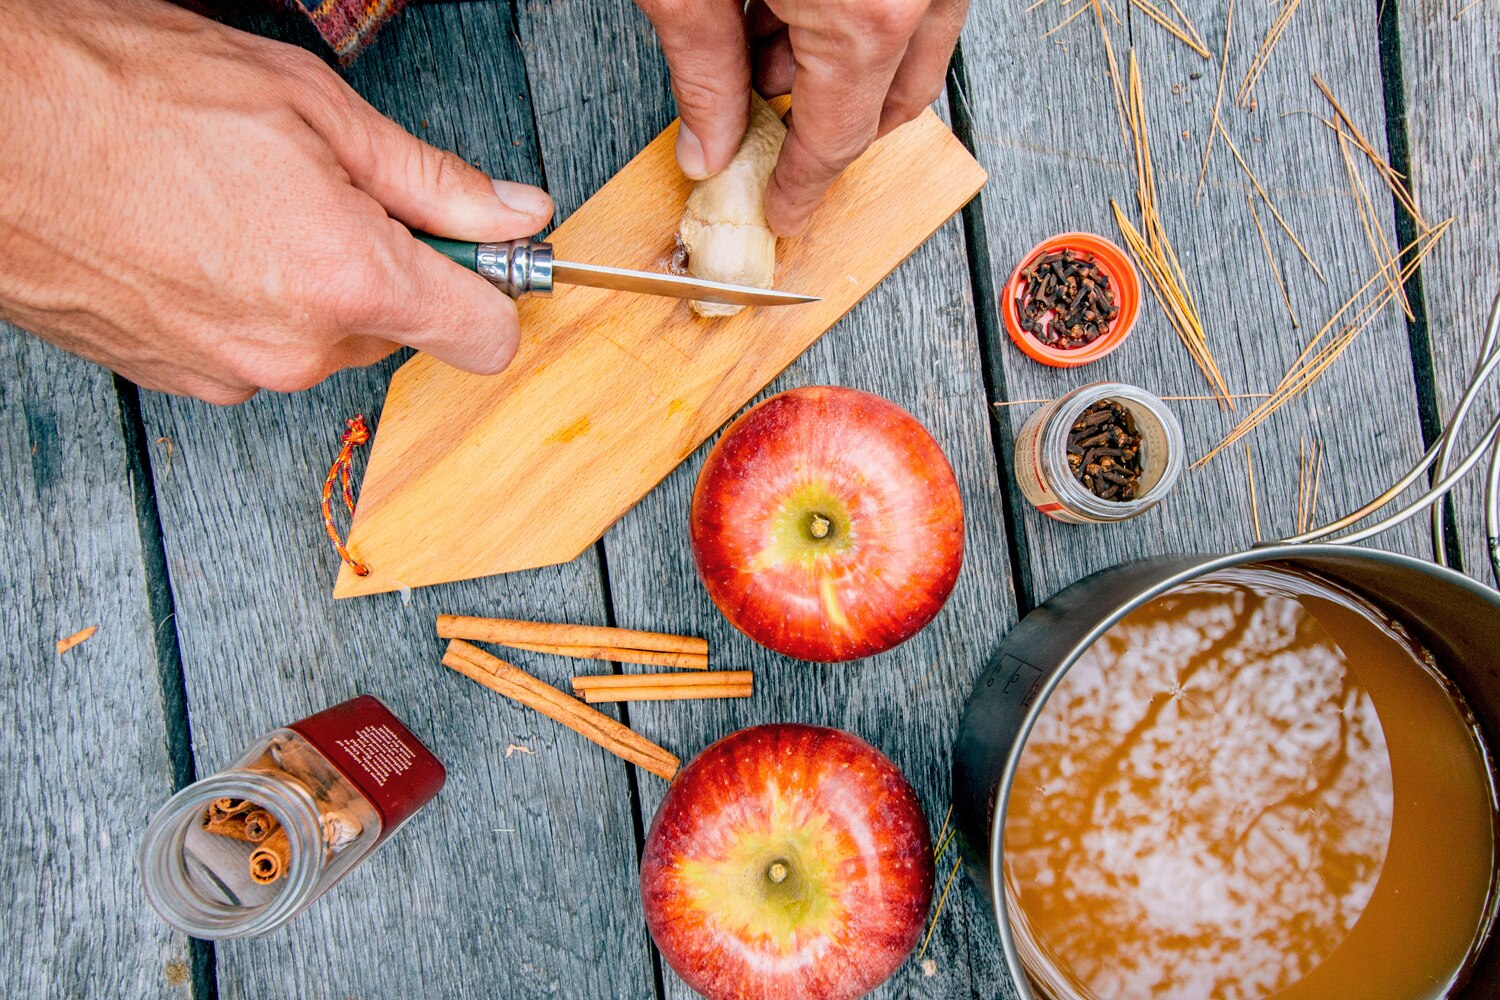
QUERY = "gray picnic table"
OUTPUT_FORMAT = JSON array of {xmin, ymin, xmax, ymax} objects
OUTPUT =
[{"xmin": 4, "ymin": 1, "xmax": 1497, "ymax": 997}]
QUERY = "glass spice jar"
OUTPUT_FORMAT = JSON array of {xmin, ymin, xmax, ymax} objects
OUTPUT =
[
  {"xmin": 1013, "ymin": 381, "xmax": 1185, "ymax": 524},
  {"xmin": 139, "ymin": 695, "xmax": 445, "ymax": 939}
]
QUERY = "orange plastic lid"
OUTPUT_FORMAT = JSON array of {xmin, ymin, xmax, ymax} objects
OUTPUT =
[{"xmin": 1002, "ymin": 232, "xmax": 1142, "ymax": 368}]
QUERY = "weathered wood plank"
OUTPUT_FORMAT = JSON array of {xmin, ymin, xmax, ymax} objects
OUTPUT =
[
  {"xmin": 141, "ymin": 5, "xmax": 656, "ymax": 997},
  {"xmin": 515, "ymin": 3, "xmax": 1020, "ymax": 996},
  {"xmin": 963, "ymin": 0, "xmax": 1430, "ymax": 609},
  {"xmin": 0, "ymin": 327, "xmax": 192, "ymax": 997},
  {"xmin": 1399, "ymin": 0, "xmax": 1500, "ymax": 584}
]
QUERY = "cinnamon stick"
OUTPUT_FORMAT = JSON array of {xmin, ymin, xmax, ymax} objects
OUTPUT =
[
  {"xmin": 436, "ymin": 616, "xmax": 707, "ymax": 657},
  {"xmin": 202, "ymin": 804, "xmax": 255, "ymax": 843},
  {"xmin": 242, "ymin": 809, "xmax": 279, "ymax": 843},
  {"xmin": 500, "ymin": 640, "xmax": 708, "ymax": 670},
  {"xmin": 249, "ymin": 828, "xmax": 291, "ymax": 885},
  {"xmin": 580, "ymin": 684, "xmax": 752, "ymax": 704},
  {"xmin": 572, "ymin": 671, "xmax": 752, "ymax": 703},
  {"xmin": 572, "ymin": 671, "xmax": 751, "ymax": 691},
  {"xmin": 441, "ymin": 639, "xmax": 680, "ymax": 781}
]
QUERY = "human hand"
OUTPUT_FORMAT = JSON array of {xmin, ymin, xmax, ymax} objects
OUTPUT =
[
  {"xmin": 636, "ymin": 0, "xmax": 967, "ymax": 237},
  {"xmin": 0, "ymin": 0, "xmax": 553, "ymax": 404}
]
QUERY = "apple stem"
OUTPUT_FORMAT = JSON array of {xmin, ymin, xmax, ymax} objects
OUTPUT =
[
  {"xmin": 809, "ymin": 514, "xmax": 831, "ymax": 540},
  {"xmin": 767, "ymin": 861, "xmax": 789, "ymax": 884}
]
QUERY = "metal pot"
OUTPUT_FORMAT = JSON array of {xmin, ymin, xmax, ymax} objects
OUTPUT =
[
  {"xmin": 952, "ymin": 545, "xmax": 1500, "ymax": 999},
  {"xmin": 952, "ymin": 295, "xmax": 1500, "ymax": 999}
]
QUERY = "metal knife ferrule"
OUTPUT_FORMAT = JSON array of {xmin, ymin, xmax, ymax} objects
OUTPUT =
[{"xmin": 475, "ymin": 239, "xmax": 555, "ymax": 298}]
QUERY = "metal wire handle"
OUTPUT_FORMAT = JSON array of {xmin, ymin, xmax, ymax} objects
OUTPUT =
[{"xmin": 1281, "ymin": 291, "xmax": 1500, "ymax": 588}]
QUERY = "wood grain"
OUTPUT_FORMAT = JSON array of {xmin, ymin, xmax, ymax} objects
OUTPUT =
[
  {"xmin": 333, "ymin": 105, "xmax": 986, "ymax": 597},
  {"xmin": 137, "ymin": 5, "xmax": 661, "ymax": 998},
  {"xmin": 515, "ymin": 2, "xmax": 1022, "ymax": 997},
  {"xmin": 1399, "ymin": 0, "xmax": 1500, "ymax": 583},
  {"xmin": 0, "ymin": 328, "xmax": 190, "ymax": 997},
  {"xmin": 964, "ymin": 0, "xmax": 1430, "ymax": 609}
]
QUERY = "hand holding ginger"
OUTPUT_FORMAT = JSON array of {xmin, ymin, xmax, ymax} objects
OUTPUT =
[{"xmin": 637, "ymin": 0, "xmax": 969, "ymax": 237}]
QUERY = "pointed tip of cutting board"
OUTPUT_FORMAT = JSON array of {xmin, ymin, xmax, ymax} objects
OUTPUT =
[{"xmin": 332, "ymin": 108, "xmax": 986, "ymax": 599}]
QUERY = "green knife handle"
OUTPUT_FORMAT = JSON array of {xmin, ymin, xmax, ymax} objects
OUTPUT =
[
  {"xmin": 411, "ymin": 231, "xmax": 553, "ymax": 299},
  {"xmin": 414, "ymin": 232, "xmax": 478, "ymax": 271}
]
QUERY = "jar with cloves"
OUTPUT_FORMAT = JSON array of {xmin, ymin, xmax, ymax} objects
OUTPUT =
[
  {"xmin": 1013, "ymin": 382, "xmax": 1184, "ymax": 524},
  {"xmin": 139, "ymin": 695, "xmax": 445, "ymax": 939}
]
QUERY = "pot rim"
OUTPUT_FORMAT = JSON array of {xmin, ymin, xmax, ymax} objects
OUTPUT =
[{"xmin": 985, "ymin": 542, "xmax": 1500, "ymax": 998}]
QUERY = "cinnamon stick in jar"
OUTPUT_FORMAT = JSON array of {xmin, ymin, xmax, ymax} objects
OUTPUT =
[
  {"xmin": 242, "ymin": 809, "xmax": 279, "ymax": 843},
  {"xmin": 202, "ymin": 799, "xmax": 257, "ymax": 842},
  {"xmin": 249, "ymin": 828, "xmax": 291, "ymax": 885}
]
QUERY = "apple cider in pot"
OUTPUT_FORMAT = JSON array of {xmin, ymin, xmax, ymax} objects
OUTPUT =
[{"xmin": 1003, "ymin": 566, "xmax": 1499, "ymax": 1000}]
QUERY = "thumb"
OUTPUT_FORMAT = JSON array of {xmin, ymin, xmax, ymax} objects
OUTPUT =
[
  {"xmin": 638, "ymin": 0, "xmax": 752, "ymax": 179},
  {"xmin": 298, "ymin": 80, "xmax": 553, "ymax": 241},
  {"xmin": 366, "ymin": 220, "xmax": 524, "ymax": 376}
]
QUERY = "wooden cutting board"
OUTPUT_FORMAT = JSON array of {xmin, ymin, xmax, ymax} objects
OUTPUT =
[{"xmin": 334, "ymin": 108, "xmax": 986, "ymax": 598}]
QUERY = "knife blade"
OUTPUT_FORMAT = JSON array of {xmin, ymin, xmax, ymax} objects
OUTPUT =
[
  {"xmin": 551, "ymin": 259, "xmax": 818, "ymax": 307},
  {"xmin": 414, "ymin": 232, "xmax": 819, "ymax": 308}
]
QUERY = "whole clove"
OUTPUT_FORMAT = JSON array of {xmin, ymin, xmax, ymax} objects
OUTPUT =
[
  {"xmin": 1014, "ymin": 250, "xmax": 1119, "ymax": 350},
  {"xmin": 1068, "ymin": 400, "xmax": 1143, "ymax": 501}
]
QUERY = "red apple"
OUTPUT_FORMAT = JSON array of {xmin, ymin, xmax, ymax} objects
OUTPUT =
[
  {"xmin": 640, "ymin": 724, "xmax": 935, "ymax": 1000},
  {"xmin": 690, "ymin": 386, "xmax": 964, "ymax": 662}
]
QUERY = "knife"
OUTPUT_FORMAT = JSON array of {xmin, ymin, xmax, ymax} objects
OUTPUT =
[{"xmin": 414, "ymin": 233, "xmax": 819, "ymax": 308}]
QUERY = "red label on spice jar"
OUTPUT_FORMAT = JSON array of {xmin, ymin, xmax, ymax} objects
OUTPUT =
[{"xmin": 289, "ymin": 695, "xmax": 445, "ymax": 842}]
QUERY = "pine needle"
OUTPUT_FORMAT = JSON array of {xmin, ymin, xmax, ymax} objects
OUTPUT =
[
  {"xmin": 1044, "ymin": 1, "xmax": 1092, "ymax": 36},
  {"xmin": 1336, "ymin": 126, "xmax": 1412, "ymax": 319},
  {"xmin": 1245, "ymin": 443, "xmax": 1262, "ymax": 542},
  {"xmin": 1309, "ymin": 438, "xmax": 1324, "ymax": 530},
  {"xmin": 1297, "ymin": 436, "xmax": 1308, "ymax": 533},
  {"xmin": 1216, "ymin": 119, "xmax": 1326, "ymax": 282},
  {"xmin": 934, "ymin": 824, "xmax": 961, "ymax": 864},
  {"xmin": 932, "ymin": 803, "xmax": 953, "ymax": 855},
  {"xmin": 1312, "ymin": 74, "xmax": 1430, "ymax": 233},
  {"xmin": 1195, "ymin": 220, "xmax": 1452, "ymax": 467},
  {"xmin": 1195, "ymin": 0, "xmax": 1235, "ymax": 203},
  {"xmin": 994, "ymin": 392, "xmax": 1272, "ymax": 407},
  {"xmin": 1111, "ymin": 49, "xmax": 1233, "ymax": 408},
  {"xmin": 1236, "ymin": 0, "xmax": 1302, "ymax": 107},
  {"xmin": 1246, "ymin": 191, "xmax": 1298, "ymax": 327},
  {"xmin": 918, "ymin": 858, "xmax": 964, "ymax": 961},
  {"xmin": 1128, "ymin": 0, "xmax": 1211, "ymax": 58},
  {"xmin": 1094, "ymin": 0, "xmax": 1132, "ymax": 156},
  {"xmin": 1160, "ymin": 0, "xmax": 1211, "ymax": 52},
  {"xmin": 1296, "ymin": 437, "xmax": 1325, "ymax": 534}
]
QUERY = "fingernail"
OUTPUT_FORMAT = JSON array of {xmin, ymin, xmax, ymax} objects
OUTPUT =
[
  {"xmin": 676, "ymin": 125, "xmax": 709, "ymax": 180},
  {"xmin": 491, "ymin": 179, "xmax": 552, "ymax": 220}
]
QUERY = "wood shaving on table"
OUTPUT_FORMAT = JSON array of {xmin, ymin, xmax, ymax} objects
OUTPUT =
[
  {"xmin": 505, "ymin": 744, "xmax": 535, "ymax": 758},
  {"xmin": 56, "ymin": 625, "xmax": 98, "ymax": 655}
]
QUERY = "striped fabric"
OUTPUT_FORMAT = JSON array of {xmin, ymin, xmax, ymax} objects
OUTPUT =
[{"xmin": 286, "ymin": 0, "xmax": 406, "ymax": 62}]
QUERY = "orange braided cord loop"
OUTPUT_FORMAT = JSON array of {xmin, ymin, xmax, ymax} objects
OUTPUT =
[{"xmin": 322, "ymin": 415, "xmax": 371, "ymax": 576}]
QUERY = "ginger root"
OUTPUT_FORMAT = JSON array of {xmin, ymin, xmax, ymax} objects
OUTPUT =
[{"xmin": 678, "ymin": 93, "xmax": 787, "ymax": 317}]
